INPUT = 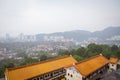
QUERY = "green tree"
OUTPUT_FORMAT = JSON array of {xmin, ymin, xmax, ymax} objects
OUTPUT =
[
  {"xmin": 73, "ymin": 55, "xmax": 84, "ymax": 61},
  {"xmin": 74, "ymin": 47, "xmax": 86, "ymax": 56},
  {"xmin": 58, "ymin": 49, "xmax": 69, "ymax": 56},
  {"xmin": 111, "ymin": 45, "xmax": 119, "ymax": 52},
  {"xmin": 40, "ymin": 54, "xmax": 48, "ymax": 61},
  {"xmin": 20, "ymin": 57, "xmax": 39, "ymax": 65},
  {"xmin": 5, "ymin": 62, "xmax": 15, "ymax": 68},
  {"xmin": 87, "ymin": 43, "xmax": 103, "ymax": 53},
  {"xmin": 101, "ymin": 44, "xmax": 111, "ymax": 58},
  {"xmin": 113, "ymin": 50, "xmax": 120, "ymax": 58},
  {"xmin": 0, "ymin": 65, "xmax": 5, "ymax": 78},
  {"xmin": 69, "ymin": 49, "xmax": 75, "ymax": 55},
  {"xmin": 0, "ymin": 61, "xmax": 15, "ymax": 78}
]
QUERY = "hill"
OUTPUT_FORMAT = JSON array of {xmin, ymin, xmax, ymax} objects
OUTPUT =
[{"xmin": 36, "ymin": 26, "xmax": 120, "ymax": 41}]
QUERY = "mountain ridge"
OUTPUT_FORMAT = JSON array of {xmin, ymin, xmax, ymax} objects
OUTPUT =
[{"xmin": 36, "ymin": 26, "xmax": 120, "ymax": 41}]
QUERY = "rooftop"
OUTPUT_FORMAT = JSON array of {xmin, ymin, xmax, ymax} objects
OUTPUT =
[
  {"xmin": 109, "ymin": 57, "xmax": 118, "ymax": 64},
  {"xmin": 73, "ymin": 54, "xmax": 109, "ymax": 77},
  {"xmin": 5, "ymin": 55, "xmax": 77, "ymax": 80}
]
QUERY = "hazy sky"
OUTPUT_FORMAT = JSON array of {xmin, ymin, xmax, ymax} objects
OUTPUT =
[{"xmin": 0, "ymin": 0, "xmax": 120, "ymax": 36}]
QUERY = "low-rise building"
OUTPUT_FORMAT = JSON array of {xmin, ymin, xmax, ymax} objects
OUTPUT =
[
  {"xmin": 65, "ymin": 54, "xmax": 109, "ymax": 80},
  {"xmin": 5, "ymin": 54, "xmax": 119, "ymax": 80},
  {"xmin": 5, "ymin": 55, "xmax": 77, "ymax": 80},
  {"xmin": 109, "ymin": 57, "xmax": 119, "ymax": 71}
]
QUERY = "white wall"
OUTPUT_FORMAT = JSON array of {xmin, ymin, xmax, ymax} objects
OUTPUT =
[
  {"xmin": 5, "ymin": 75, "xmax": 7, "ymax": 80},
  {"xmin": 109, "ymin": 63, "xmax": 117, "ymax": 71},
  {"xmin": 65, "ymin": 67, "xmax": 82, "ymax": 80}
]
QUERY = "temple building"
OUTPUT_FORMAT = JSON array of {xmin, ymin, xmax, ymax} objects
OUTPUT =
[
  {"xmin": 65, "ymin": 54, "xmax": 109, "ymax": 80},
  {"xmin": 109, "ymin": 57, "xmax": 119, "ymax": 71},
  {"xmin": 5, "ymin": 55, "xmax": 77, "ymax": 80},
  {"xmin": 5, "ymin": 54, "xmax": 119, "ymax": 80}
]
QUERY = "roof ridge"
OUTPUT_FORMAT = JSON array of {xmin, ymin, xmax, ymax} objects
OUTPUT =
[
  {"xmin": 109, "ymin": 57, "xmax": 118, "ymax": 63},
  {"xmin": 7, "ymin": 55, "xmax": 71, "ymax": 71},
  {"xmin": 73, "ymin": 54, "xmax": 109, "ymax": 77},
  {"xmin": 75, "ymin": 54, "xmax": 104, "ymax": 65},
  {"xmin": 110, "ymin": 57, "xmax": 118, "ymax": 59}
]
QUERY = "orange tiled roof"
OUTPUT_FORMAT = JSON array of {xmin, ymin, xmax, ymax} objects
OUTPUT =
[
  {"xmin": 109, "ymin": 57, "xmax": 118, "ymax": 64},
  {"xmin": 73, "ymin": 54, "xmax": 109, "ymax": 77},
  {"xmin": 5, "ymin": 55, "xmax": 77, "ymax": 80}
]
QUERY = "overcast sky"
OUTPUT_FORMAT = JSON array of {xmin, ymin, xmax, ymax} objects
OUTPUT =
[{"xmin": 0, "ymin": 0, "xmax": 120, "ymax": 36}]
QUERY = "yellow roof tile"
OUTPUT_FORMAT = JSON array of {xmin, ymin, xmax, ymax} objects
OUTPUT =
[
  {"xmin": 5, "ymin": 55, "xmax": 77, "ymax": 80},
  {"xmin": 109, "ymin": 57, "xmax": 118, "ymax": 64},
  {"xmin": 74, "ymin": 54, "xmax": 109, "ymax": 77}
]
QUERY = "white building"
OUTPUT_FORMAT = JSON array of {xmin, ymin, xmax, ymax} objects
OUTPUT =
[
  {"xmin": 109, "ymin": 57, "xmax": 118, "ymax": 71},
  {"xmin": 18, "ymin": 34, "xmax": 36, "ymax": 42},
  {"xmin": 65, "ymin": 66, "xmax": 83, "ymax": 80},
  {"xmin": 65, "ymin": 54, "xmax": 109, "ymax": 80}
]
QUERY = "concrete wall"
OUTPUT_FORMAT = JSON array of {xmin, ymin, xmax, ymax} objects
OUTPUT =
[
  {"xmin": 109, "ymin": 63, "xmax": 117, "ymax": 71},
  {"xmin": 4, "ymin": 75, "xmax": 7, "ymax": 80},
  {"xmin": 65, "ymin": 67, "xmax": 82, "ymax": 80}
]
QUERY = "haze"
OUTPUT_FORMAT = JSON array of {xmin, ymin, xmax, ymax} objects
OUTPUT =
[{"xmin": 0, "ymin": 0, "xmax": 120, "ymax": 36}]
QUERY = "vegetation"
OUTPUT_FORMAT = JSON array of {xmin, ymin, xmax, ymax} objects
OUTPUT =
[
  {"xmin": 20, "ymin": 57, "xmax": 39, "ymax": 66},
  {"xmin": 0, "ymin": 43, "xmax": 120, "ymax": 78},
  {"xmin": 58, "ymin": 43, "xmax": 120, "ymax": 60},
  {"xmin": 0, "ymin": 59, "xmax": 15, "ymax": 78}
]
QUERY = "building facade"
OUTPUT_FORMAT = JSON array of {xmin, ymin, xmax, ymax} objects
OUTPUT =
[
  {"xmin": 5, "ymin": 55, "xmax": 77, "ymax": 80},
  {"xmin": 5, "ymin": 54, "xmax": 119, "ymax": 80},
  {"xmin": 65, "ymin": 66, "xmax": 83, "ymax": 80},
  {"xmin": 65, "ymin": 54, "xmax": 109, "ymax": 80},
  {"xmin": 109, "ymin": 57, "xmax": 118, "ymax": 71},
  {"xmin": 29, "ymin": 68, "xmax": 66, "ymax": 80}
]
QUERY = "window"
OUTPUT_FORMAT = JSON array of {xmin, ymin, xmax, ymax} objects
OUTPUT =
[
  {"xmin": 60, "ymin": 69, "xmax": 64, "ymax": 73},
  {"xmin": 32, "ymin": 78, "xmax": 37, "ymax": 80},
  {"xmin": 71, "ymin": 74, "xmax": 73, "ymax": 77},
  {"xmin": 90, "ymin": 75, "xmax": 92, "ymax": 78},
  {"xmin": 68, "ymin": 73, "xmax": 70, "ymax": 76},
  {"xmin": 40, "ymin": 76, "xmax": 43, "ymax": 79},
  {"xmin": 104, "ymin": 67, "xmax": 105, "ymax": 70},
  {"xmin": 50, "ymin": 73, "xmax": 53, "ymax": 76},
  {"xmin": 44, "ymin": 75, "xmax": 47, "ymax": 77},
  {"xmin": 44, "ymin": 74, "xmax": 50, "ymax": 78},
  {"xmin": 54, "ymin": 70, "xmax": 58, "ymax": 74},
  {"xmin": 93, "ymin": 73, "xmax": 96, "ymax": 76},
  {"xmin": 37, "ymin": 77, "xmax": 39, "ymax": 80},
  {"xmin": 98, "ymin": 70, "xmax": 100, "ymax": 73}
]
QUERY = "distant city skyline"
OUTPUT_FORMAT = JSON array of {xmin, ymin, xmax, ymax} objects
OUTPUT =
[{"xmin": 0, "ymin": 0, "xmax": 120, "ymax": 36}]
